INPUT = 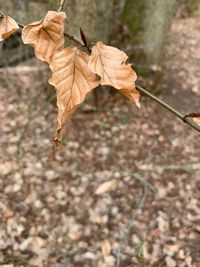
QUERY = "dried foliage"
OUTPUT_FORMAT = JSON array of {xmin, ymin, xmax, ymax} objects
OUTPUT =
[
  {"xmin": 49, "ymin": 47, "xmax": 100, "ymax": 141},
  {"xmin": 19, "ymin": 11, "xmax": 140, "ymax": 141},
  {"xmin": 95, "ymin": 179, "xmax": 117, "ymax": 195},
  {"xmin": 1, "ymin": 4, "xmax": 200, "ymax": 141},
  {"xmin": 192, "ymin": 117, "xmax": 200, "ymax": 126},
  {"xmin": 0, "ymin": 8, "xmax": 140, "ymax": 141},
  {"xmin": 1, "ymin": 4, "xmax": 200, "ymax": 266},
  {"xmin": 0, "ymin": 15, "xmax": 19, "ymax": 41},
  {"xmin": 88, "ymin": 41, "xmax": 140, "ymax": 107},
  {"xmin": 22, "ymin": 11, "xmax": 66, "ymax": 63}
]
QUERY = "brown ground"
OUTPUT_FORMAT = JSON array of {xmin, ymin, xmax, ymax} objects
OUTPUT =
[{"xmin": 0, "ymin": 10, "xmax": 200, "ymax": 267}]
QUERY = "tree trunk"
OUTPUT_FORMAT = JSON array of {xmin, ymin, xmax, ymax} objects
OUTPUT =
[
  {"xmin": 143, "ymin": 0, "xmax": 177, "ymax": 65},
  {"xmin": 63, "ymin": 0, "xmax": 114, "ymax": 43},
  {"xmin": 0, "ymin": 0, "xmax": 47, "ymax": 22},
  {"xmin": 122, "ymin": 0, "xmax": 177, "ymax": 66}
]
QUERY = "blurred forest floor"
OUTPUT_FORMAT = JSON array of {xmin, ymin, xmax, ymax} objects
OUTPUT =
[{"xmin": 0, "ymin": 7, "xmax": 200, "ymax": 267}]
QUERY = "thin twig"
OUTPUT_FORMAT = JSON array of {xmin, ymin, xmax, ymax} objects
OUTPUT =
[
  {"xmin": 58, "ymin": 0, "xmax": 66, "ymax": 12},
  {"xmin": 115, "ymin": 172, "xmax": 157, "ymax": 195},
  {"xmin": 115, "ymin": 174, "xmax": 148, "ymax": 267},
  {"xmin": 9, "ymin": 20, "xmax": 200, "ymax": 135},
  {"xmin": 136, "ymin": 85, "xmax": 200, "ymax": 134},
  {"xmin": 64, "ymin": 32, "xmax": 83, "ymax": 46}
]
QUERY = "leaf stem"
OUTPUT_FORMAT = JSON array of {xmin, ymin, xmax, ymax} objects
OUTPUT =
[{"xmin": 136, "ymin": 84, "xmax": 200, "ymax": 134}]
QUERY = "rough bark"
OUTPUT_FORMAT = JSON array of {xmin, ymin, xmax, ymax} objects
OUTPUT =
[
  {"xmin": 0, "ymin": 0, "xmax": 46, "ymax": 22},
  {"xmin": 143, "ymin": 0, "xmax": 177, "ymax": 65},
  {"xmin": 0, "ymin": 0, "xmax": 46, "ymax": 67},
  {"xmin": 1, "ymin": 0, "xmax": 114, "ymax": 42},
  {"xmin": 63, "ymin": 0, "xmax": 114, "ymax": 43},
  {"xmin": 122, "ymin": 0, "xmax": 177, "ymax": 66},
  {"xmin": 0, "ymin": 0, "xmax": 114, "ymax": 73}
]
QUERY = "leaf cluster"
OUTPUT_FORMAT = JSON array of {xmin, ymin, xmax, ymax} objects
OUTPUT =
[{"xmin": 0, "ymin": 10, "xmax": 140, "ymax": 142}]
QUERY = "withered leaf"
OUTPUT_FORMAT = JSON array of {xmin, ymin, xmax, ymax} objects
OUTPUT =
[
  {"xmin": 95, "ymin": 179, "xmax": 117, "ymax": 195},
  {"xmin": 22, "ymin": 11, "xmax": 66, "ymax": 63},
  {"xmin": 192, "ymin": 117, "xmax": 200, "ymax": 126},
  {"xmin": 49, "ymin": 46, "xmax": 100, "ymax": 141},
  {"xmin": 102, "ymin": 240, "xmax": 112, "ymax": 257},
  {"xmin": 0, "ymin": 15, "xmax": 19, "ymax": 42},
  {"xmin": 88, "ymin": 41, "xmax": 140, "ymax": 107}
]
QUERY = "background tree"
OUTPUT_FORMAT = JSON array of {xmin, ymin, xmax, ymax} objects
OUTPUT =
[
  {"xmin": 122, "ymin": 0, "xmax": 177, "ymax": 67},
  {"xmin": 0, "ymin": 0, "xmax": 198, "ymax": 76}
]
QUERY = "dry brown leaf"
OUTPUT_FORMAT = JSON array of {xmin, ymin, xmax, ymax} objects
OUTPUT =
[
  {"xmin": 102, "ymin": 240, "xmax": 112, "ymax": 257},
  {"xmin": 95, "ymin": 179, "xmax": 117, "ymax": 195},
  {"xmin": 67, "ymin": 231, "xmax": 82, "ymax": 241},
  {"xmin": 88, "ymin": 41, "xmax": 140, "ymax": 107},
  {"xmin": 22, "ymin": 11, "xmax": 66, "ymax": 63},
  {"xmin": 28, "ymin": 237, "xmax": 49, "ymax": 267},
  {"xmin": 0, "ymin": 15, "xmax": 19, "ymax": 41},
  {"xmin": 192, "ymin": 117, "xmax": 200, "ymax": 126},
  {"xmin": 49, "ymin": 46, "xmax": 100, "ymax": 141}
]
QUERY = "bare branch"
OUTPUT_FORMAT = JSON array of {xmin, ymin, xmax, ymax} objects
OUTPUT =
[
  {"xmin": 136, "ymin": 85, "xmax": 200, "ymax": 134},
  {"xmin": 3, "ymin": 15, "xmax": 200, "ymax": 136},
  {"xmin": 64, "ymin": 32, "xmax": 83, "ymax": 46},
  {"xmin": 58, "ymin": 0, "xmax": 66, "ymax": 12},
  {"xmin": 115, "ymin": 173, "xmax": 148, "ymax": 267}
]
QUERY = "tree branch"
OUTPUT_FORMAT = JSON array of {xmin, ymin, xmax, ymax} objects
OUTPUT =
[
  {"xmin": 64, "ymin": 32, "xmax": 83, "ymax": 46},
  {"xmin": 115, "ymin": 173, "xmax": 148, "ymax": 267},
  {"xmin": 58, "ymin": 0, "xmax": 66, "ymax": 12},
  {"xmin": 136, "ymin": 85, "xmax": 200, "ymax": 134},
  {"xmin": 8, "ymin": 18, "xmax": 200, "ymax": 135}
]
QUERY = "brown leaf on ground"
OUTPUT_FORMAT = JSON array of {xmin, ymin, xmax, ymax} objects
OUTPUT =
[
  {"xmin": 88, "ymin": 41, "xmax": 140, "ymax": 107},
  {"xmin": 95, "ymin": 179, "xmax": 117, "ymax": 195},
  {"xmin": 49, "ymin": 46, "xmax": 100, "ymax": 141},
  {"xmin": 0, "ymin": 15, "xmax": 19, "ymax": 41},
  {"xmin": 67, "ymin": 231, "xmax": 82, "ymax": 241},
  {"xmin": 102, "ymin": 239, "xmax": 112, "ymax": 257},
  {"xmin": 22, "ymin": 11, "xmax": 66, "ymax": 63}
]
